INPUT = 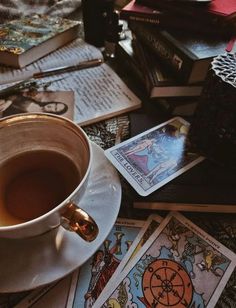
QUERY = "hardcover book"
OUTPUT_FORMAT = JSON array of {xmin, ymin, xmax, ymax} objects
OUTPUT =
[
  {"xmin": 120, "ymin": 0, "xmax": 231, "ymax": 37},
  {"xmin": 129, "ymin": 20, "xmax": 236, "ymax": 83},
  {"xmin": 0, "ymin": 38, "xmax": 142, "ymax": 127},
  {"xmin": 0, "ymin": 15, "xmax": 80, "ymax": 68},
  {"xmin": 136, "ymin": 0, "xmax": 236, "ymax": 19},
  {"xmin": 132, "ymin": 34, "xmax": 203, "ymax": 97},
  {"xmin": 132, "ymin": 164, "xmax": 236, "ymax": 213},
  {"xmin": 135, "ymin": 0, "xmax": 236, "ymax": 37},
  {"xmin": 117, "ymin": 33, "xmax": 203, "ymax": 98},
  {"xmin": 120, "ymin": 0, "xmax": 162, "ymax": 24},
  {"xmin": 116, "ymin": 34, "xmax": 146, "ymax": 91}
]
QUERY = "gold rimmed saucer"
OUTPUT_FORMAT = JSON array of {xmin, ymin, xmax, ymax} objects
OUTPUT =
[{"xmin": 0, "ymin": 142, "xmax": 121, "ymax": 293}]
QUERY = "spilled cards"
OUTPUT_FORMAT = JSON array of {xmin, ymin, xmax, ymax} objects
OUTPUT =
[
  {"xmin": 67, "ymin": 217, "xmax": 145, "ymax": 308},
  {"xmin": 93, "ymin": 212, "xmax": 236, "ymax": 308},
  {"xmin": 96, "ymin": 214, "xmax": 163, "ymax": 301},
  {"xmin": 105, "ymin": 117, "xmax": 204, "ymax": 196}
]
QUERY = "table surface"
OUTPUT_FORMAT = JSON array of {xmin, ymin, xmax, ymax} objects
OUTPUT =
[
  {"xmin": 0, "ymin": 9, "xmax": 236, "ymax": 308},
  {"xmin": 94, "ymin": 31, "xmax": 236, "ymax": 308},
  {"xmin": 84, "ymin": 32, "xmax": 236, "ymax": 307}
]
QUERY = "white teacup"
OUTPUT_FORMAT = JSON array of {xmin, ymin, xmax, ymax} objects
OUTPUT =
[{"xmin": 0, "ymin": 113, "xmax": 98, "ymax": 241}]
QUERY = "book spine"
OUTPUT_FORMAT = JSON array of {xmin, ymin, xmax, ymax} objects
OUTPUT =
[
  {"xmin": 120, "ymin": 13, "xmax": 160, "ymax": 25},
  {"xmin": 116, "ymin": 41, "xmax": 146, "ymax": 89},
  {"xmin": 129, "ymin": 21, "xmax": 194, "ymax": 83},
  {"xmin": 133, "ymin": 202, "xmax": 236, "ymax": 213},
  {"xmin": 120, "ymin": 7, "xmax": 161, "ymax": 25},
  {"xmin": 131, "ymin": 35, "xmax": 154, "ymax": 95}
]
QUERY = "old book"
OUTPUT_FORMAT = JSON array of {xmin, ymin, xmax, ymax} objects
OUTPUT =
[
  {"xmin": 129, "ymin": 167, "xmax": 236, "ymax": 212},
  {"xmin": 116, "ymin": 34, "xmax": 146, "ymax": 90},
  {"xmin": 116, "ymin": 37, "xmax": 200, "ymax": 116},
  {"xmin": 136, "ymin": 0, "xmax": 236, "ymax": 20},
  {"xmin": 0, "ymin": 39, "xmax": 142, "ymax": 127},
  {"xmin": 129, "ymin": 151, "xmax": 236, "ymax": 213},
  {"xmin": 117, "ymin": 34, "xmax": 203, "ymax": 98},
  {"xmin": 129, "ymin": 20, "xmax": 236, "ymax": 83},
  {"xmin": 135, "ymin": 0, "xmax": 236, "ymax": 37},
  {"xmin": 133, "ymin": 201, "xmax": 236, "ymax": 213},
  {"xmin": 120, "ymin": 0, "xmax": 231, "ymax": 37},
  {"xmin": 132, "ymin": 35, "xmax": 203, "ymax": 97},
  {"xmin": 120, "ymin": 0, "xmax": 162, "ymax": 24},
  {"xmin": 0, "ymin": 15, "xmax": 80, "ymax": 68}
]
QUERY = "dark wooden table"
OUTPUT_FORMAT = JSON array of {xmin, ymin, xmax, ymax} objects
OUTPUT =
[
  {"xmin": 104, "ymin": 33, "xmax": 236, "ymax": 307},
  {"xmin": 1, "ymin": 9, "xmax": 235, "ymax": 307}
]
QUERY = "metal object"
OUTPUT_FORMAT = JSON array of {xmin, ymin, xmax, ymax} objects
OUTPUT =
[
  {"xmin": 0, "ymin": 113, "xmax": 99, "ymax": 240},
  {"xmin": 61, "ymin": 203, "xmax": 99, "ymax": 242}
]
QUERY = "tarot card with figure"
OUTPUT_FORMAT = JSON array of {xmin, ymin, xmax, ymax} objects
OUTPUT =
[
  {"xmin": 95, "ymin": 214, "xmax": 163, "ymax": 304},
  {"xmin": 93, "ymin": 212, "xmax": 236, "ymax": 308},
  {"xmin": 105, "ymin": 117, "xmax": 204, "ymax": 196},
  {"xmin": 67, "ymin": 217, "xmax": 145, "ymax": 308}
]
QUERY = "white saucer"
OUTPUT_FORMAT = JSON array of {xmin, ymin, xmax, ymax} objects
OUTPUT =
[{"xmin": 0, "ymin": 142, "xmax": 121, "ymax": 293}]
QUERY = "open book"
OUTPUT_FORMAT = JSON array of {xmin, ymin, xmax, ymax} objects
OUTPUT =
[{"xmin": 0, "ymin": 39, "xmax": 141, "ymax": 126}]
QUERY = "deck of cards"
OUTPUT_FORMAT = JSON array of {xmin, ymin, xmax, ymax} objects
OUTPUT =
[
  {"xmin": 105, "ymin": 117, "xmax": 204, "ymax": 196},
  {"xmin": 66, "ymin": 117, "xmax": 235, "ymax": 308},
  {"xmin": 68, "ymin": 212, "xmax": 236, "ymax": 308}
]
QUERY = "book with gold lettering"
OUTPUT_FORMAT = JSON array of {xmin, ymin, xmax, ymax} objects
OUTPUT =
[
  {"xmin": 0, "ymin": 15, "xmax": 80, "ymax": 68},
  {"xmin": 135, "ymin": 0, "xmax": 236, "ymax": 36},
  {"xmin": 117, "ymin": 34, "xmax": 203, "ymax": 98},
  {"xmin": 129, "ymin": 20, "xmax": 236, "ymax": 84},
  {"xmin": 120, "ymin": 0, "xmax": 233, "ymax": 37}
]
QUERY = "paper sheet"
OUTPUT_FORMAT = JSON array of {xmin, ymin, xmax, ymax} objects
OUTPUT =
[
  {"xmin": 0, "ymin": 39, "xmax": 141, "ymax": 126},
  {"xmin": 0, "ymin": 39, "xmax": 103, "ymax": 85}
]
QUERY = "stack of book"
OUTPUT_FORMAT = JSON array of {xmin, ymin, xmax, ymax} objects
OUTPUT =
[{"xmin": 117, "ymin": 0, "xmax": 236, "ymax": 115}]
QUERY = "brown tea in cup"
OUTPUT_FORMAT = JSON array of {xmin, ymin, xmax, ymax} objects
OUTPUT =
[
  {"xmin": 0, "ymin": 113, "xmax": 98, "ymax": 242},
  {"xmin": 0, "ymin": 149, "xmax": 80, "ymax": 226}
]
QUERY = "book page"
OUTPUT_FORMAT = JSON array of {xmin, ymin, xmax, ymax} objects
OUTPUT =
[
  {"xmin": 47, "ymin": 63, "xmax": 141, "ymax": 126},
  {"xmin": 0, "ymin": 38, "xmax": 103, "ymax": 85},
  {"xmin": 0, "ymin": 39, "xmax": 141, "ymax": 126}
]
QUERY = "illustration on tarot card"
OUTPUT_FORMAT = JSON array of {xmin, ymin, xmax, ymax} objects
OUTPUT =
[
  {"xmin": 94, "ymin": 212, "xmax": 236, "ymax": 308},
  {"xmin": 105, "ymin": 117, "xmax": 204, "ymax": 196},
  {"xmin": 70, "ymin": 218, "xmax": 144, "ymax": 308}
]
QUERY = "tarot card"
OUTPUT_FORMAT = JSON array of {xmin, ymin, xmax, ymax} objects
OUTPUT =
[
  {"xmin": 93, "ymin": 212, "xmax": 236, "ymax": 308},
  {"xmin": 67, "ymin": 217, "xmax": 145, "ymax": 308},
  {"xmin": 105, "ymin": 117, "xmax": 204, "ymax": 196},
  {"xmin": 96, "ymin": 214, "xmax": 163, "ymax": 303},
  {"xmin": 118, "ymin": 214, "xmax": 163, "ymax": 273}
]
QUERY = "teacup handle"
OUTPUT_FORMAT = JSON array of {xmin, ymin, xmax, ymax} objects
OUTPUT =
[{"xmin": 61, "ymin": 203, "xmax": 99, "ymax": 242}]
